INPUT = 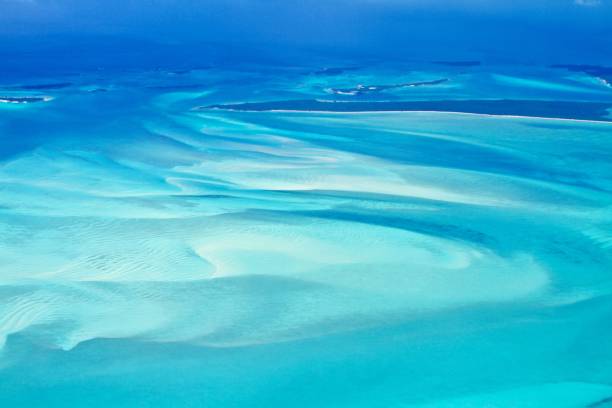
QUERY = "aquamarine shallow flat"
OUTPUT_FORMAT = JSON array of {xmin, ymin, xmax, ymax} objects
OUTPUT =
[{"xmin": 0, "ymin": 63, "xmax": 611, "ymax": 406}]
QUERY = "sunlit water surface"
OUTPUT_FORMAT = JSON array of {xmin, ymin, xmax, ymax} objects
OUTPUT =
[{"xmin": 1, "ymin": 65, "xmax": 612, "ymax": 407}]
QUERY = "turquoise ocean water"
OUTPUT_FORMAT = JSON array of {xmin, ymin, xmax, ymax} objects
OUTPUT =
[{"xmin": 1, "ymin": 64, "xmax": 612, "ymax": 406}]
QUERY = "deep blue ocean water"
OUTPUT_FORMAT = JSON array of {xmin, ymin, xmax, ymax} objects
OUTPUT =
[{"xmin": 1, "ymin": 54, "xmax": 612, "ymax": 407}]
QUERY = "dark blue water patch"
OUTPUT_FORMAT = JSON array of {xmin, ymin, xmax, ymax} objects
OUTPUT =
[
  {"xmin": 3, "ymin": 82, "xmax": 73, "ymax": 90},
  {"xmin": 433, "ymin": 61, "xmax": 481, "ymax": 67},
  {"xmin": 166, "ymin": 69, "xmax": 194, "ymax": 75},
  {"xmin": 312, "ymin": 66, "xmax": 361, "ymax": 76},
  {"xmin": 519, "ymin": 122, "xmax": 612, "ymax": 132},
  {"xmin": 146, "ymin": 84, "xmax": 208, "ymax": 90},
  {"xmin": 203, "ymin": 99, "xmax": 612, "ymax": 122}
]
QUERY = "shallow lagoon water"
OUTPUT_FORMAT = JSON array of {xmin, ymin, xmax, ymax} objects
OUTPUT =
[{"xmin": 1, "ymin": 65, "xmax": 612, "ymax": 407}]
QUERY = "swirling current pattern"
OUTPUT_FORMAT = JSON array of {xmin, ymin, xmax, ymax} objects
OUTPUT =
[{"xmin": 1, "ymin": 66, "xmax": 612, "ymax": 407}]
